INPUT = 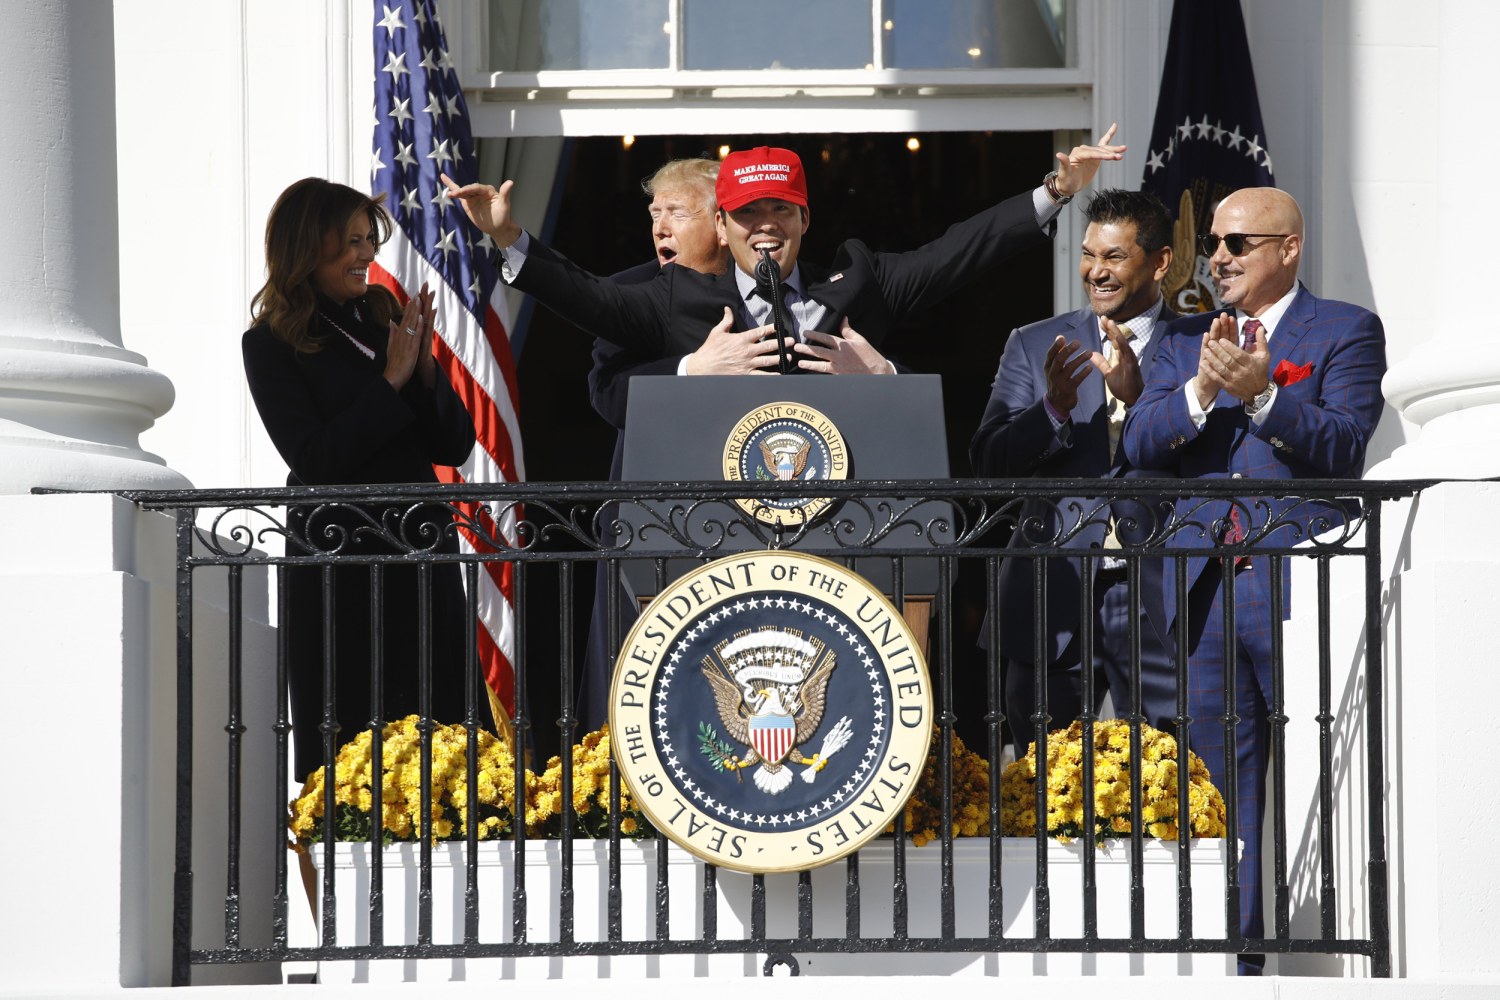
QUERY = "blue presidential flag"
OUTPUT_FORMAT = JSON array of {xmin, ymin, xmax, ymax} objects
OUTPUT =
[{"xmin": 1141, "ymin": 0, "xmax": 1275, "ymax": 313}]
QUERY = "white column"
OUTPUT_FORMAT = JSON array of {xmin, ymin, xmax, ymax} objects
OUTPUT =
[
  {"xmin": 1367, "ymin": 1, "xmax": 1499, "ymax": 478},
  {"xmin": 0, "ymin": 3, "xmax": 187, "ymax": 492}
]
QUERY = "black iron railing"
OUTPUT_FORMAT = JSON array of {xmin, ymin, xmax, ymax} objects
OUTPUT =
[{"xmin": 128, "ymin": 477, "xmax": 1423, "ymax": 984}]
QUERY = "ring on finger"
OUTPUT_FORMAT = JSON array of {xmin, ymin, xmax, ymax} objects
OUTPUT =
[{"xmin": 404, "ymin": 326, "xmax": 417, "ymax": 336}]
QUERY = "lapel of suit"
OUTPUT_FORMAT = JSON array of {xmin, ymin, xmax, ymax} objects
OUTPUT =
[
  {"xmin": 1137, "ymin": 307, "xmax": 1172, "ymax": 376},
  {"xmin": 1073, "ymin": 309, "xmax": 1107, "ymax": 418},
  {"xmin": 1266, "ymin": 283, "xmax": 1314, "ymax": 370},
  {"xmin": 797, "ymin": 261, "xmax": 849, "ymax": 333}
]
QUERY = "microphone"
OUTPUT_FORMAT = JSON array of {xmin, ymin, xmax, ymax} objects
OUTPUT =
[{"xmin": 756, "ymin": 247, "xmax": 793, "ymax": 375}]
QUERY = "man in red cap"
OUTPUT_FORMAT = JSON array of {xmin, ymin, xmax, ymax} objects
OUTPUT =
[{"xmin": 442, "ymin": 127, "xmax": 1124, "ymax": 364}]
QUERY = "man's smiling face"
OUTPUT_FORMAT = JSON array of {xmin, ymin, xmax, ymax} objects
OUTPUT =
[
  {"xmin": 717, "ymin": 197, "xmax": 809, "ymax": 279},
  {"xmin": 1079, "ymin": 219, "xmax": 1170, "ymax": 322}
]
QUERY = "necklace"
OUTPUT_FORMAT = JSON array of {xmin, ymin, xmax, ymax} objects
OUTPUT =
[{"xmin": 318, "ymin": 309, "xmax": 375, "ymax": 360}]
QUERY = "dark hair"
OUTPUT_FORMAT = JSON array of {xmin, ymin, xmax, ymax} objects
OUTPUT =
[
  {"xmin": 1081, "ymin": 189, "xmax": 1172, "ymax": 254},
  {"xmin": 249, "ymin": 178, "xmax": 398, "ymax": 352}
]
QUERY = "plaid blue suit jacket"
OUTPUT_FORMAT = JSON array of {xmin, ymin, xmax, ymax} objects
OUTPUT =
[{"xmin": 1121, "ymin": 284, "xmax": 1387, "ymax": 626}]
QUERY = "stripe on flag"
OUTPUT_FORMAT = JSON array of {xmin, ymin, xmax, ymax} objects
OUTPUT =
[{"xmin": 370, "ymin": 0, "xmax": 523, "ymax": 734}]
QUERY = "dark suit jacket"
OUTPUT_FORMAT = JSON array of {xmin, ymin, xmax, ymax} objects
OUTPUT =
[
  {"xmin": 241, "ymin": 303, "xmax": 476, "ymax": 486},
  {"xmin": 241, "ymin": 299, "xmax": 480, "ymax": 774},
  {"xmin": 970, "ymin": 305, "xmax": 1174, "ymax": 665},
  {"xmin": 588, "ymin": 261, "xmax": 677, "ymax": 480},
  {"xmin": 1121, "ymin": 284, "xmax": 1387, "ymax": 627},
  {"xmin": 510, "ymin": 191, "xmax": 1048, "ymax": 358}
]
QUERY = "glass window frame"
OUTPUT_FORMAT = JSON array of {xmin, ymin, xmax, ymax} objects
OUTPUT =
[{"xmin": 448, "ymin": 0, "xmax": 1091, "ymax": 138}]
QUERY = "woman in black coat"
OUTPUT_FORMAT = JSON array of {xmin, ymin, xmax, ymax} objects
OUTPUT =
[{"xmin": 243, "ymin": 178, "xmax": 478, "ymax": 778}]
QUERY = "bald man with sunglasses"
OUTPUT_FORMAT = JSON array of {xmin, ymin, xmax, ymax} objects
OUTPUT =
[{"xmin": 1121, "ymin": 186, "xmax": 1386, "ymax": 974}]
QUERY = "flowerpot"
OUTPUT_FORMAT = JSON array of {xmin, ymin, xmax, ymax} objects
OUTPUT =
[
  {"xmin": 310, "ymin": 839, "xmax": 741, "ymax": 981},
  {"xmin": 787, "ymin": 838, "xmax": 1233, "ymax": 976},
  {"xmin": 307, "ymin": 836, "xmax": 1231, "ymax": 980}
]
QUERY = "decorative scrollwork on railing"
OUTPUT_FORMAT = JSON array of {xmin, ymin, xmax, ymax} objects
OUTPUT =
[
  {"xmin": 192, "ymin": 505, "xmax": 285, "ymax": 558},
  {"xmin": 627, "ymin": 497, "xmax": 775, "ymax": 551},
  {"xmin": 176, "ymin": 481, "xmax": 1380, "ymax": 565}
]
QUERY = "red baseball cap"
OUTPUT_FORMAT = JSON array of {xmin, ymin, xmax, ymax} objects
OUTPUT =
[{"xmin": 715, "ymin": 146, "xmax": 808, "ymax": 212}]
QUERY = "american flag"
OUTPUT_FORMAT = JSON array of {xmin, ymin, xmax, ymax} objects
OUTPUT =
[{"xmin": 369, "ymin": 0, "xmax": 522, "ymax": 737}]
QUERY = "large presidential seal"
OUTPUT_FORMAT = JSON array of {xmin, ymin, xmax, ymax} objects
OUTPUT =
[
  {"xmin": 722, "ymin": 402, "xmax": 848, "ymax": 524},
  {"xmin": 609, "ymin": 551, "xmax": 931, "ymax": 874}
]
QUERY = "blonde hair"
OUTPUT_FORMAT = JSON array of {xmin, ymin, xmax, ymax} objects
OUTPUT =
[
  {"xmin": 249, "ymin": 178, "xmax": 398, "ymax": 353},
  {"xmin": 642, "ymin": 158, "xmax": 719, "ymax": 206}
]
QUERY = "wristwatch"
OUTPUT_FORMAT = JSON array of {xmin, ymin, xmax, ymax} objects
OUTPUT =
[
  {"xmin": 1043, "ymin": 170, "xmax": 1072, "ymax": 205},
  {"xmin": 1244, "ymin": 380, "xmax": 1276, "ymax": 416}
]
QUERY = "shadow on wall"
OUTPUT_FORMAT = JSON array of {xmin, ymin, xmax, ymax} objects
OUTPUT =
[
  {"xmin": 1317, "ymin": 0, "xmax": 1404, "ymax": 471},
  {"xmin": 1279, "ymin": 529, "xmax": 1385, "ymax": 977}
]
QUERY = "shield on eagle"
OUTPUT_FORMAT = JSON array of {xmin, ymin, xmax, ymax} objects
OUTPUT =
[{"xmin": 748, "ymin": 711, "xmax": 796, "ymax": 765}]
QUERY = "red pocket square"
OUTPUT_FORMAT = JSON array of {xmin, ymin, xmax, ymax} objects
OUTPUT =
[{"xmin": 1273, "ymin": 359, "xmax": 1313, "ymax": 387}]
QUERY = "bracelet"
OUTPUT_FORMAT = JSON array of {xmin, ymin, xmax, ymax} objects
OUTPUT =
[{"xmin": 1043, "ymin": 170, "xmax": 1072, "ymax": 205}]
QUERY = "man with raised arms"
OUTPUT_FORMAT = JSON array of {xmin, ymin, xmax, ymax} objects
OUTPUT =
[{"xmin": 441, "ymin": 128, "xmax": 1126, "ymax": 363}]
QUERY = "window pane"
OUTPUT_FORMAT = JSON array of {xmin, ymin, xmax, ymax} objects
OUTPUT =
[
  {"xmin": 489, "ymin": 0, "xmax": 669, "ymax": 71},
  {"xmin": 683, "ymin": 0, "xmax": 872, "ymax": 70},
  {"xmin": 882, "ymin": 0, "xmax": 1066, "ymax": 69}
]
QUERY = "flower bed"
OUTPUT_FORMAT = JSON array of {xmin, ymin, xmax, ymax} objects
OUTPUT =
[{"xmin": 999, "ymin": 719, "xmax": 1227, "ymax": 841}]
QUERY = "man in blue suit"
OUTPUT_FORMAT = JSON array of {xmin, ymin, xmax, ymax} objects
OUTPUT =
[
  {"xmin": 1121, "ymin": 187, "xmax": 1387, "ymax": 973},
  {"xmin": 971, "ymin": 188, "xmax": 1179, "ymax": 754}
]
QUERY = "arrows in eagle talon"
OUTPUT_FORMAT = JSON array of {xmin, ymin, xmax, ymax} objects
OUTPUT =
[{"xmin": 801, "ymin": 715, "xmax": 854, "ymax": 783}]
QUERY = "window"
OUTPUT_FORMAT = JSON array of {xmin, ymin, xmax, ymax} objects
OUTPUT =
[{"xmin": 480, "ymin": 0, "xmax": 1069, "ymax": 73}]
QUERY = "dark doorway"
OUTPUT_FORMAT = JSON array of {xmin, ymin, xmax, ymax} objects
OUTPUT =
[
  {"xmin": 512, "ymin": 131, "xmax": 1058, "ymax": 757},
  {"xmin": 517, "ymin": 130, "xmax": 1055, "ymax": 480}
]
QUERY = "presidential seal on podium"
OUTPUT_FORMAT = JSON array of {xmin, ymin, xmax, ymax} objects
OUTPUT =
[
  {"xmin": 609, "ymin": 550, "xmax": 931, "ymax": 874},
  {"xmin": 722, "ymin": 402, "xmax": 848, "ymax": 525}
]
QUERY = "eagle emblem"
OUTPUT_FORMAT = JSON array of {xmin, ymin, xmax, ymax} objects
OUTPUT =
[
  {"xmin": 700, "ymin": 626, "xmax": 853, "ymax": 794},
  {"xmin": 758, "ymin": 431, "xmax": 812, "ymax": 481},
  {"xmin": 1164, "ymin": 188, "xmax": 1225, "ymax": 314},
  {"xmin": 722, "ymin": 404, "xmax": 848, "ymax": 525}
]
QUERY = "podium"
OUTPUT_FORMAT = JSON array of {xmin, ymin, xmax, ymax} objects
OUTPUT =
[{"xmin": 616, "ymin": 374, "xmax": 950, "ymax": 650}]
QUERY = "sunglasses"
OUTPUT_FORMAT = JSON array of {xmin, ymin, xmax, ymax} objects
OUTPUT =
[{"xmin": 1197, "ymin": 233, "xmax": 1291, "ymax": 257}]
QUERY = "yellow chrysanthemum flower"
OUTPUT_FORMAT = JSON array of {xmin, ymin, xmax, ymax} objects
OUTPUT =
[{"xmin": 998, "ymin": 720, "xmax": 1226, "ymax": 842}]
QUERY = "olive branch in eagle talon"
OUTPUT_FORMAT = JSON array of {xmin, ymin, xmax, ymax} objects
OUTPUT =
[
  {"xmin": 699, "ymin": 626, "xmax": 848, "ymax": 795},
  {"xmin": 697, "ymin": 722, "xmax": 743, "ymax": 781}
]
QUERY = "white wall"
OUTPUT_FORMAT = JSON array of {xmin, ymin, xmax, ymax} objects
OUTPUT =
[
  {"xmin": 114, "ymin": 0, "xmax": 368, "ymax": 493},
  {"xmin": 0, "ymin": 494, "xmax": 279, "ymax": 989}
]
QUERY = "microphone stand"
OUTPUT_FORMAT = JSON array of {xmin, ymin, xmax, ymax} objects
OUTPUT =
[{"xmin": 756, "ymin": 247, "xmax": 794, "ymax": 375}]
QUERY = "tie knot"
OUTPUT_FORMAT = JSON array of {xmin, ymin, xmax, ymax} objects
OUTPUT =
[
  {"xmin": 1241, "ymin": 318, "xmax": 1262, "ymax": 350},
  {"xmin": 1100, "ymin": 328, "xmax": 1136, "ymax": 368}
]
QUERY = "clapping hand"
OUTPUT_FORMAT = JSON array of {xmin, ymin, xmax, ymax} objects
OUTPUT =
[
  {"xmin": 1194, "ymin": 312, "xmax": 1268, "ymax": 407},
  {"xmin": 385, "ymin": 283, "xmax": 435, "ymax": 391},
  {"xmin": 1043, "ymin": 335, "xmax": 1094, "ymax": 415},
  {"xmin": 1090, "ymin": 318, "xmax": 1143, "ymax": 404}
]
